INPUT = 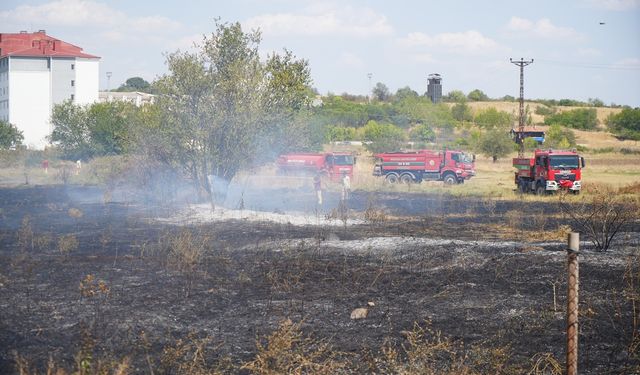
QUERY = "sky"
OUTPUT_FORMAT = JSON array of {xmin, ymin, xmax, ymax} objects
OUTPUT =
[{"xmin": 1, "ymin": 0, "xmax": 639, "ymax": 106}]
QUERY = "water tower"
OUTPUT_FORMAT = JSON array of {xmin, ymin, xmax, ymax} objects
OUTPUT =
[{"xmin": 426, "ymin": 73, "xmax": 442, "ymax": 103}]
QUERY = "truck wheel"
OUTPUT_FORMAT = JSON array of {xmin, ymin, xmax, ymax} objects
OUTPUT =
[
  {"xmin": 535, "ymin": 184, "xmax": 546, "ymax": 196},
  {"xmin": 443, "ymin": 173, "xmax": 457, "ymax": 185},
  {"xmin": 385, "ymin": 173, "xmax": 399, "ymax": 184},
  {"xmin": 572, "ymin": 190, "xmax": 580, "ymax": 195},
  {"xmin": 400, "ymin": 173, "xmax": 414, "ymax": 184},
  {"xmin": 519, "ymin": 181, "xmax": 528, "ymax": 194}
]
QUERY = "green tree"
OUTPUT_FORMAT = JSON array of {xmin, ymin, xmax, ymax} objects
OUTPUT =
[
  {"xmin": 394, "ymin": 86, "xmax": 419, "ymax": 102},
  {"xmin": 0, "ymin": 120, "xmax": 24, "ymax": 149},
  {"xmin": 49, "ymin": 101, "xmax": 92, "ymax": 160},
  {"xmin": 544, "ymin": 108, "xmax": 598, "ymax": 130},
  {"xmin": 324, "ymin": 125, "xmax": 357, "ymax": 142},
  {"xmin": 409, "ymin": 124, "xmax": 435, "ymax": 142},
  {"xmin": 87, "ymin": 101, "xmax": 135, "ymax": 155},
  {"xmin": 116, "ymin": 77, "xmax": 152, "ymax": 92},
  {"xmin": 451, "ymin": 101, "xmax": 473, "ymax": 123},
  {"xmin": 372, "ymin": 82, "xmax": 391, "ymax": 102},
  {"xmin": 361, "ymin": 120, "xmax": 406, "ymax": 153},
  {"xmin": 49, "ymin": 101, "xmax": 139, "ymax": 159},
  {"xmin": 314, "ymin": 96, "xmax": 370, "ymax": 127},
  {"xmin": 474, "ymin": 107, "xmax": 513, "ymax": 129},
  {"xmin": 468, "ymin": 89, "xmax": 489, "ymax": 101},
  {"xmin": 443, "ymin": 90, "xmax": 466, "ymax": 102},
  {"xmin": 606, "ymin": 107, "xmax": 640, "ymax": 140},
  {"xmin": 149, "ymin": 21, "xmax": 312, "ymax": 199},
  {"xmin": 588, "ymin": 98, "xmax": 604, "ymax": 107},
  {"xmin": 394, "ymin": 96, "xmax": 455, "ymax": 131},
  {"xmin": 478, "ymin": 129, "xmax": 514, "ymax": 162},
  {"xmin": 545, "ymin": 124, "xmax": 576, "ymax": 149}
]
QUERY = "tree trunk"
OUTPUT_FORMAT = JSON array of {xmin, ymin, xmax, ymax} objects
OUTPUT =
[{"xmin": 492, "ymin": 155, "xmax": 498, "ymax": 163}]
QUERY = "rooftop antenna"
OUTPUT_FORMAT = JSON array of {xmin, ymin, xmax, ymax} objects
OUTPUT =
[{"xmin": 510, "ymin": 58, "xmax": 533, "ymax": 157}]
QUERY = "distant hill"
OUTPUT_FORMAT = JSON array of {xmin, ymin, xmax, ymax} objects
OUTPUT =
[{"xmin": 461, "ymin": 101, "xmax": 622, "ymax": 127}]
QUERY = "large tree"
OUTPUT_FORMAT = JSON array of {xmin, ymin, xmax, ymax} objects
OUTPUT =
[
  {"xmin": 148, "ymin": 21, "xmax": 312, "ymax": 199},
  {"xmin": 372, "ymin": 82, "xmax": 391, "ymax": 102},
  {"xmin": 474, "ymin": 107, "xmax": 513, "ymax": 129},
  {"xmin": 0, "ymin": 120, "xmax": 24, "ymax": 149},
  {"xmin": 116, "ymin": 77, "xmax": 152, "ymax": 92},
  {"xmin": 478, "ymin": 129, "xmax": 514, "ymax": 162},
  {"xmin": 49, "ymin": 101, "xmax": 137, "ymax": 160}
]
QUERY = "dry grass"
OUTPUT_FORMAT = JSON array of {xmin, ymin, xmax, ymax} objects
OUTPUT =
[
  {"xmin": 57, "ymin": 234, "xmax": 79, "ymax": 257},
  {"xmin": 163, "ymin": 229, "xmax": 210, "ymax": 273},
  {"xmin": 8, "ymin": 317, "xmax": 574, "ymax": 375},
  {"xmin": 241, "ymin": 319, "xmax": 348, "ymax": 374}
]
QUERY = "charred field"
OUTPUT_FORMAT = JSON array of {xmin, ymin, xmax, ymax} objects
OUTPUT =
[{"xmin": 0, "ymin": 184, "xmax": 638, "ymax": 374}]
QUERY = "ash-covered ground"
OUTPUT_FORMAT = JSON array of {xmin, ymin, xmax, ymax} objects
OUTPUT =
[{"xmin": 0, "ymin": 184, "xmax": 638, "ymax": 373}]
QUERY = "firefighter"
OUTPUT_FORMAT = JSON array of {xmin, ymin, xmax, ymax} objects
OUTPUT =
[
  {"xmin": 341, "ymin": 171, "xmax": 351, "ymax": 201},
  {"xmin": 313, "ymin": 174, "xmax": 323, "ymax": 205}
]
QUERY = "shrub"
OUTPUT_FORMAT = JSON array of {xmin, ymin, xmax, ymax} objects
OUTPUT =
[
  {"xmin": 606, "ymin": 108, "xmax": 640, "ymax": 140},
  {"xmin": 560, "ymin": 186, "xmax": 639, "ymax": 251},
  {"xmin": 241, "ymin": 319, "xmax": 347, "ymax": 374},
  {"xmin": 534, "ymin": 105, "xmax": 557, "ymax": 117},
  {"xmin": 545, "ymin": 124, "xmax": 576, "ymax": 149},
  {"xmin": 544, "ymin": 108, "xmax": 598, "ymax": 130}
]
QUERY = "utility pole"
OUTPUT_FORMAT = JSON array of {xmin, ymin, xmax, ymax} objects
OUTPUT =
[{"xmin": 510, "ymin": 58, "xmax": 533, "ymax": 157}]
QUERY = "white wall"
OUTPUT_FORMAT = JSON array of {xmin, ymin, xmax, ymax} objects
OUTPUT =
[
  {"xmin": 74, "ymin": 58, "xmax": 99, "ymax": 105},
  {"xmin": 9, "ymin": 71, "xmax": 51, "ymax": 148}
]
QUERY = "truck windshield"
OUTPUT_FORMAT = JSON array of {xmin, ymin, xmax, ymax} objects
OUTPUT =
[
  {"xmin": 333, "ymin": 155, "xmax": 354, "ymax": 165},
  {"xmin": 549, "ymin": 156, "xmax": 579, "ymax": 169},
  {"xmin": 462, "ymin": 153, "xmax": 474, "ymax": 163},
  {"xmin": 451, "ymin": 153, "xmax": 473, "ymax": 163}
]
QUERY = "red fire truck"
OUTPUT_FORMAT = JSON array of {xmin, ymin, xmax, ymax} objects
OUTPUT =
[
  {"xmin": 373, "ymin": 149, "xmax": 476, "ymax": 184},
  {"xmin": 276, "ymin": 152, "xmax": 355, "ymax": 181},
  {"xmin": 513, "ymin": 149, "xmax": 585, "ymax": 195}
]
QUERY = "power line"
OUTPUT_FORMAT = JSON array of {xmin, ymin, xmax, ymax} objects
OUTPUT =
[{"xmin": 536, "ymin": 58, "xmax": 640, "ymax": 71}]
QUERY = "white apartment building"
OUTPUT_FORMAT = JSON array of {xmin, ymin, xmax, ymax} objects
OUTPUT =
[{"xmin": 0, "ymin": 30, "xmax": 100, "ymax": 148}]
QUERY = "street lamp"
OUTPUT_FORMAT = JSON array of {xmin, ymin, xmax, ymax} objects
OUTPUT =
[
  {"xmin": 106, "ymin": 71, "xmax": 112, "ymax": 92},
  {"xmin": 367, "ymin": 73, "xmax": 372, "ymax": 103}
]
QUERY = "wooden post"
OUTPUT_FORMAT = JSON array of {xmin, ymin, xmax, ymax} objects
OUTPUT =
[{"xmin": 566, "ymin": 232, "xmax": 579, "ymax": 375}]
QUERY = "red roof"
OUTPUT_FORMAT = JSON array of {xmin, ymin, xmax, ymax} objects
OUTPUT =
[{"xmin": 0, "ymin": 31, "xmax": 99, "ymax": 59}]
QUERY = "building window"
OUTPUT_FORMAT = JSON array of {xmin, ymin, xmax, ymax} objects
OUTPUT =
[
  {"xmin": 70, "ymin": 94, "xmax": 75, "ymax": 101},
  {"xmin": 71, "ymin": 64, "xmax": 75, "ymax": 70},
  {"xmin": 71, "ymin": 80, "xmax": 75, "ymax": 87}
]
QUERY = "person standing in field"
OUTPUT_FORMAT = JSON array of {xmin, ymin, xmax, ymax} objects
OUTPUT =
[
  {"xmin": 313, "ymin": 174, "xmax": 323, "ymax": 205},
  {"xmin": 341, "ymin": 172, "xmax": 351, "ymax": 201}
]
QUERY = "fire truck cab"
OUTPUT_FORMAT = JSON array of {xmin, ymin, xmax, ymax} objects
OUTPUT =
[{"xmin": 513, "ymin": 149, "xmax": 585, "ymax": 194}]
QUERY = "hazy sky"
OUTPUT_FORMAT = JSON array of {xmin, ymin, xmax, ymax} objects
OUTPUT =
[{"xmin": 2, "ymin": 0, "xmax": 639, "ymax": 106}]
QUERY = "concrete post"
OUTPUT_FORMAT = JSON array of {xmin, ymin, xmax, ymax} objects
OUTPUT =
[{"xmin": 566, "ymin": 232, "xmax": 579, "ymax": 375}]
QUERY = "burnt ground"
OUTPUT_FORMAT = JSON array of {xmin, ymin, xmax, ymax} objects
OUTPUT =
[{"xmin": 0, "ymin": 185, "xmax": 638, "ymax": 373}]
